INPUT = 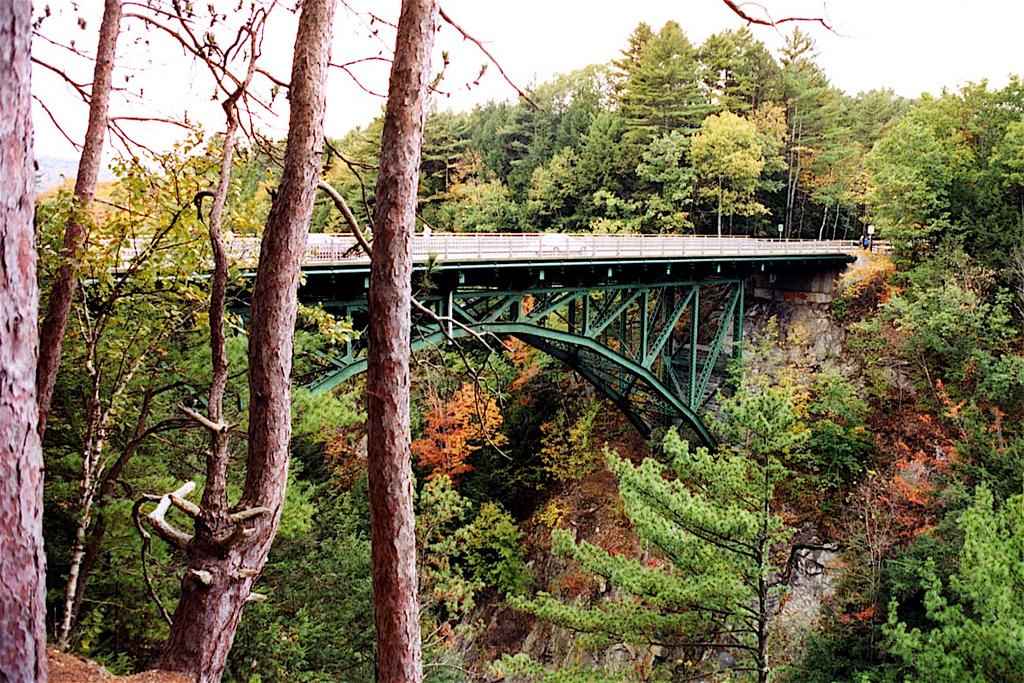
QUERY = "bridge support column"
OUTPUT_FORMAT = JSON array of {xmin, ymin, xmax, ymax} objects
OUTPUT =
[{"xmin": 734, "ymin": 282, "xmax": 744, "ymax": 360}]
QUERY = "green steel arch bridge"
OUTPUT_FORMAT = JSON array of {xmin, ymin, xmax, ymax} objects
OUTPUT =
[{"xmin": 269, "ymin": 233, "xmax": 856, "ymax": 447}]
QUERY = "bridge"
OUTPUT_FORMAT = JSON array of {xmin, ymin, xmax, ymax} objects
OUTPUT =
[{"xmin": 272, "ymin": 233, "xmax": 857, "ymax": 446}]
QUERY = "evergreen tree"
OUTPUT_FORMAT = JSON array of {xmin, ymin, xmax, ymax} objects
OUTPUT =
[
  {"xmin": 885, "ymin": 486, "xmax": 1024, "ymax": 682},
  {"xmin": 698, "ymin": 28, "xmax": 783, "ymax": 114},
  {"xmin": 421, "ymin": 111, "xmax": 471, "ymax": 202},
  {"xmin": 636, "ymin": 129, "xmax": 697, "ymax": 232},
  {"xmin": 614, "ymin": 21, "xmax": 710, "ymax": 137},
  {"xmin": 511, "ymin": 359, "xmax": 808, "ymax": 681}
]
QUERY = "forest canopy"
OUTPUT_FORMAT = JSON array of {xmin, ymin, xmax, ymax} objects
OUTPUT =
[{"xmin": 4, "ymin": 2, "xmax": 1024, "ymax": 682}]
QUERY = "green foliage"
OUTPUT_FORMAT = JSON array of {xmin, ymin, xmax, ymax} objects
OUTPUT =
[
  {"xmin": 866, "ymin": 115, "xmax": 964, "ymax": 254},
  {"xmin": 690, "ymin": 110, "xmax": 769, "ymax": 232},
  {"xmin": 459, "ymin": 502, "xmax": 530, "ymax": 595},
  {"xmin": 40, "ymin": 12, "xmax": 1024, "ymax": 682},
  {"xmin": 515, "ymin": 407, "xmax": 791, "ymax": 680},
  {"xmin": 885, "ymin": 486, "xmax": 1024, "ymax": 682},
  {"xmin": 418, "ymin": 474, "xmax": 483, "ymax": 616},
  {"xmin": 877, "ymin": 250, "xmax": 1022, "ymax": 405},
  {"xmin": 698, "ymin": 28, "xmax": 782, "ymax": 113},
  {"xmin": 229, "ymin": 478, "xmax": 376, "ymax": 682},
  {"xmin": 635, "ymin": 129, "xmax": 696, "ymax": 231},
  {"xmin": 803, "ymin": 371, "xmax": 875, "ymax": 491},
  {"xmin": 613, "ymin": 21, "xmax": 709, "ymax": 135},
  {"xmin": 419, "ymin": 474, "xmax": 529, "ymax": 605},
  {"xmin": 867, "ymin": 79, "xmax": 1024, "ymax": 267},
  {"xmin": 493, "ymin": 653, "xmax": 632, "ymax": 682}
]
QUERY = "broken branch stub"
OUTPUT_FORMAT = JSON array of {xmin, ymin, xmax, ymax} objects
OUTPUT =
[{"xmin": 146, "ymin": 480, "xmax": 197, "ymax": 551}]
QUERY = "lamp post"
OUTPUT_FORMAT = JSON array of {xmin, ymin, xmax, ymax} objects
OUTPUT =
[{"xmin": 777, "ymin": 223, "xmax": 784, "ymax": 241}]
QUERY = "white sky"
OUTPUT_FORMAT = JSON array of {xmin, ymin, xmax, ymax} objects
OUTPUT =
[{"xmin": 31, "ymin": 0, "xmax": 1024, "ymax": 160}]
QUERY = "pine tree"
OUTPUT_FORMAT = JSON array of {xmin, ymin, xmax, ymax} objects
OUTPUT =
[
  {"xmin": 510, "ymin": 432, "xmax": 784, "ymax": 681},
  {"xmin": 614, "ymin": 21, "xmax": 710, "ymax": 137},
  {"xmin": 697, "ymin": 28, "xmax": 783, "ymax": 114},
  {"xmin": 885, "ymin": 486, "xmax": 1024, "ymax": 681},
  {"xmin": 511, "ymin": 384, "xmax": 806, "ymax": 681}
]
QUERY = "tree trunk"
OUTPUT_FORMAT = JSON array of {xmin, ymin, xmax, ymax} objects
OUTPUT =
[
  {"xmin": 156, "ymin": 1, "xmax": 335, "ymax": 679},
  {"xmin": 36, "ymin": 0, "xmax": 122, "ymax": 437},
  {"xmin": 366, "ymin": 1, "xmax": 437, "ymax": 680},
  {"xmin": 716, "ymin": 177, "xmax": 723, "ymax": 238},
  {"xmin": 0, "ymin": 1, "xmax": 47, "ymax": 680},
  {"xmin": 69, "ymin": 397, "xmax": 162, "ymax": 629},
  {"xmin": 785, "ymin": 115, "xmax": 802, "ymax": 237},
  {"xmin": 756, "ymin": 462, "xmax": 771, "ymax": 683},
  {"xmin": 57, "ymin": 341, "xmax": 106, "ymax": 650}
]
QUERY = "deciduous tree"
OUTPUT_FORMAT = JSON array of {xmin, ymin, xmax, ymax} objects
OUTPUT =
[
  {"xmin": 412, "ymin": 383, "xmax": 506, "ymax": 481},
  {"xmin": 690, "ymin": 110, "xmax": 767, "ymax": 235}
]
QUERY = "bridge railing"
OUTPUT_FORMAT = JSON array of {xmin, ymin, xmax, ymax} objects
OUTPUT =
[
  {"xmin": 298, "ymin": 233, "xmax": 859, "ymax": 265},
  {"xmin": 120, "ymin": 232, "xmax": 861, "ymax": 268}
]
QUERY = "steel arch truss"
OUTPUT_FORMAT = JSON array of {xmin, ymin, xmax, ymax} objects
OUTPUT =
[{"xmin": 307, "ymin": 279, "xmax": 745, "ymax": 447}]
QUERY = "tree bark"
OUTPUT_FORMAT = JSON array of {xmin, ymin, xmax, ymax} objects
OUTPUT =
[
  {"xmin": 156, "ymin": 1, "xmax": 335, "ymax": 679},
  {"xmin": 366, "ymin": 1, "xmax": 437, "ymax": 680},
  {"xmin": 56, "ymin": 343, "xmax": 106, "ymax": 650},
  {"xmin": 37, "ymin": 0, "xmax": 122, "ymax": 437},
  {"xmin": 0, "ymin": 1, "xmax": 47, "ymax": 680}
]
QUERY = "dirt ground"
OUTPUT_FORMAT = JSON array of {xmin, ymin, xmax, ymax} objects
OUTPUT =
[{"xmin": 48, "ymin": 648, "xmax": 189, "ymax": 683}]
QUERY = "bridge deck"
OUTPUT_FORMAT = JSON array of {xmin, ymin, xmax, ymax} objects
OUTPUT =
[{"xmin": 225, "ymin": 233, "xmax": 860, "ymax": 267}]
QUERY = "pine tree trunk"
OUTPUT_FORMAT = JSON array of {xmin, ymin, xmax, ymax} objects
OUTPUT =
[
  {"xmin": 0, "ymin": 1, "xmax": 47, "ymax": 679},
  {"xmin": 756, "ymin": 463, "xmax": 771, "ymax": 683},
  {"xmin": 36, "ymin": 0, "xmax": 122, "ymax": 437},
  {"xmin": 156, "ymin": 1, "xmax": 335, "ymax": 679},
  {"xmin": 366, "ymin": 1, "xmax": 438, "ymax": 680},
  {"xmin": 757, "ymin": 570, "xmax": 769, "ymax": 683}
]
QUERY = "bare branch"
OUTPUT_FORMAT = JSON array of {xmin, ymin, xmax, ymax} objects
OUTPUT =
[
  {"xmin": 131, "ymin": 494, "xmax": 173, "ymax": 626},
  {"xmin": 438, "ymin": 7, "xmax": 538, "ymax": 109},
  {"xmin": 330, "ymin": 61, "xmax": 388, "ymax": 98},
  {"xmin": 178, "ymin": 403, "xmax": 229, "ymax": 433},
  {"xmin": 187, "ymin": 568, "xmax": 214, "ymax": 586},
  {"xmin": 145, "ymin": 481, "xmax": 197, "ymax": 551},
  {"xmin": 720, "ymin": 0, "xmax": 835, "ymax": 31},
  {"xmin": 110, "ymin": 115, "xmax": 192, "ymax": 129},
  {"xmin": 317, "ymin": 180, "xmax": 373, "ymax": 254},
  {"xmin": 32, "ymin": 94, "xmax": 82, "ymax": 151},
  {"xmin": 228, "ymin": 506, "xmax": 271, "ymax": 524},
  {"xmin": 170, "ymin": 493, "xmax": 201, "ymax": 519},
  {"xmin": 31, "ymin": 56, "xmax": 91, "ymax": 101}
]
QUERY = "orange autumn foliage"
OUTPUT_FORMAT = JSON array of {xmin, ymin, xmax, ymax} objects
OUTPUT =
[{"xmin": 412, "ymin": 383, "xmax": 507, "ymax": 481}]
